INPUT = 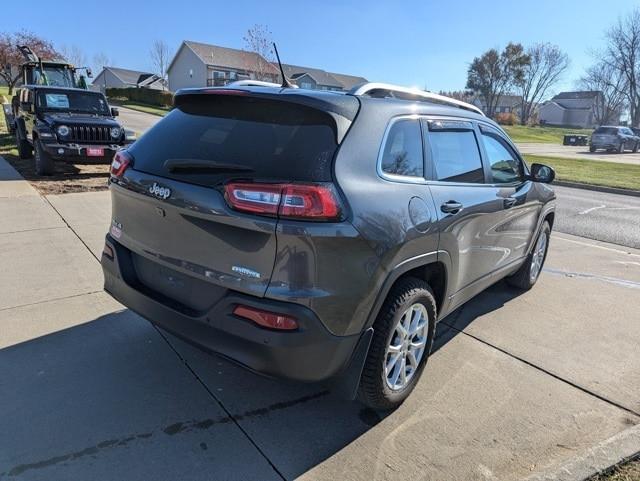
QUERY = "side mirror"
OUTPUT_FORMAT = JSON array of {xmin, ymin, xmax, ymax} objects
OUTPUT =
[
  {"xmin": 21, "ymin": 101, "xmax": 34, "ymax": 114},
  {"xmin": 86, "ymin": 68, "xmax": 93, "ymax": 78},
  {"xmin": 529, "ymin": 163, "xmax": 555, "ymax": 184},
  {"xmin": 110, "ymin": 107, "xmax": 119, "ymax": 117}
]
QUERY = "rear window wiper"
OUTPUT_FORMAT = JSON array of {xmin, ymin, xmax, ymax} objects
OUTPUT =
[{"xmin": 164, "ymin": 158, "xmax": 255, "ymax": 174}]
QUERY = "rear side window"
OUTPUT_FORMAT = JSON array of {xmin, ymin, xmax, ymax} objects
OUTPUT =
[
  {"xmin": 380, "ymin": 119, "xmax": 424, "ymax": 178},
  {"xmin": 129, "ymin": 95, "xmax": 339, "ymax": 186},
  {"xmin": 427, "ymin": 121, "xmax": 484, "ymax": 183},
  {"xmin": 594, "ymin": 127, "xmax": 618, "ymax": 135}
]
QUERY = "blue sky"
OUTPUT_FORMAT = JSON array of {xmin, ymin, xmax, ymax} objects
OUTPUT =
[{"xmin": 6, "ymin": 0, "xmax": 638, "ymax": 95}]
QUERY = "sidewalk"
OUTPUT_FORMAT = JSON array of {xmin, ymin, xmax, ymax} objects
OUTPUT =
[{"xmin": 1, "ymin": 156, "xmax": 638, "ymax": 481}]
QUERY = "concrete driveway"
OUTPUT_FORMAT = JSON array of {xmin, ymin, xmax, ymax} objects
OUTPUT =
[
  {"xmin": 518, "ymin": 142, "xmax": 640, "ymax": 165},
  {"xmin": 1, "ymin": 157, "xmax": 639, "ymax": 480}
]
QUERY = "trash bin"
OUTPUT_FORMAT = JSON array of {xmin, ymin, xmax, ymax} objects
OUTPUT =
[{"xmin": 563, "ymin": 134, "xmax": 589, "ymax": 146}]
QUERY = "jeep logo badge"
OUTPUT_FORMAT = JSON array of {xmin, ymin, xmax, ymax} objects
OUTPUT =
[{"xmin": 149, "ymin": 182, "xmax": 171, "ymax": 200}]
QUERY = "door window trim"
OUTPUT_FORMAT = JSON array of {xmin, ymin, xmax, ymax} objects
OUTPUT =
[{"xmin": 477, "ymin": 122, "xmax": 530, "ymax": 186}]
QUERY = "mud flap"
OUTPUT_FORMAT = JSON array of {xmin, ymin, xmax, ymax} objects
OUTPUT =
[{"xmin": 328, "ymin": 327, "xmax": 373, "ymax": 400}]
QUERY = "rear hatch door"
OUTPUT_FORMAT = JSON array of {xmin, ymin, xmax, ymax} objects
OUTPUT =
[{"xmin": 110, "ymin": 89, "xmax": 357, "ymax": 310}]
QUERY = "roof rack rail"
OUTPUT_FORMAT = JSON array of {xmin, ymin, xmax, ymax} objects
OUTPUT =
[
  {"xmin": 226, "ymin": 80, "xmax": 299, "ymax": 88},
  {"xmin": 348, "ymin": 82, "xmax": 484, "ymax": 116}
]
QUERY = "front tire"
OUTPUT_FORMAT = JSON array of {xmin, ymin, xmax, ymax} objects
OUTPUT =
[
  {"xmin": 633, "ymin": 142, "xmax": 639, "ymax": 153},
  {"xmin": 34, "ymin": 140, "xmax": 54, "ymax": 176},
  {"xmin": 16, "ymin": 129, "xmax": 32, "ymax": 159},
  {"xmin": 507, "ymin": 221, "xmax": 551, "ymax": 290},
  {"xmin": 358, "ymin": 278, "xmax": 436, "ymax": 411},
  {"xmin": 589, "ymin": 145, "xmax": 596, "ymax": 153}
]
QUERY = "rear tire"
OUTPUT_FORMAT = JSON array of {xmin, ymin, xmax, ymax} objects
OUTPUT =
[
  {"xmin": 16, "ymin": 129, "xmax": 32, "ymax": 159},
  {"xmin": 507, "ymin": 221, "xmax": 551, "ymax": 290},
  {"xmin": 34, "ymin": 140, "xmax": 54, "ymax": 176},
  {"xmin": 358, "ymin": 277, "xmax": 436, "ymax": 411}
]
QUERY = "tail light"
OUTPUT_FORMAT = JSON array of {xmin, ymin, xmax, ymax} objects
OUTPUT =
[
  {"xmin": 110, "ymin": 150, "xmax": 132, "ymax": 178},
  {"xmin": 224, "ymin": 182, "xmax": 342, "ymax": 221},
  {"xmin": 233, "ymin": 305, "xmax": 298, "ymax": 330}
]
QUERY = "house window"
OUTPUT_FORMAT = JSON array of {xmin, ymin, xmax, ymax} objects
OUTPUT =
[{"xmin": 300, "ymin": 82, "xmax": 314, "ymax": 90}]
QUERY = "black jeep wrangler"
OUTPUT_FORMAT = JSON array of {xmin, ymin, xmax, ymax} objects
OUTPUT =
[{"xmin": 13, "ymin": 86, "xmax": 134, "ymax": 175}]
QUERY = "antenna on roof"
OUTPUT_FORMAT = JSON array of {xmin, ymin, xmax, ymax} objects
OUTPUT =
[{"xmin": 273, "ymin": 43, "xmax": 295, "ymax": 89}]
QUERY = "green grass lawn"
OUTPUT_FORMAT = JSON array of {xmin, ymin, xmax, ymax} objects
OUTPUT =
[
  {"xmin": 524, "ymin": 154, "xmax": 640, "ymax": 191},
  {"xmin": 504, "ymin": 124, "xmax": 594, "ymax": 143}
]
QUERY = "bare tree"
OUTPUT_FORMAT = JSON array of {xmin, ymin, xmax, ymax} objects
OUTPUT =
[
  {"xmin": 242, "ymin": 24, "xmax": 277, "ymax": 81},
  {"xmin": 0, "ymin": 31, "xmax": 60, "ymax": 95},
  {"xmin": 150, "ymin": 40, "xmax": 171, "ymax": 89},
  {"xmin": 603, "ymin": 8, "xmax": 640, "ymax": 126},
  {"xmin": 92, "ymin": 51, "xmax": 111, "ymax": 72},
  {"xmin": 59, "ymin": 44, "xmax": 87, "ymax": 67},
  {"xmin": 466, "ymin": 43, "xmax": 530, "ymax": 118},
  {"xmin": 517, "ymin": 43, "xmax": 569, "ymax": 125},
  {"xmin": 580, "ymin": 61, "xmax": 627, "ymax": 125}
]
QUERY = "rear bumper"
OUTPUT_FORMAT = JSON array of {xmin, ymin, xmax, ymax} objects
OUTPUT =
[
  {"xmin": 42, "ymin": 142, "xmax": 121, "ymax": 164},
  {"xmin": 101, "ymin": 235, "xmax": 361, "ymax": 383}
]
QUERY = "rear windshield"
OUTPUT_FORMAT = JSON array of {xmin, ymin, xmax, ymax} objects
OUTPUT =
[
  {"xmin": 594, "ymin": 127, "xmax": 618, "ymax": 135},
  {"xmin": 129, "ymin": 95, "xmax": 339, "ymax": 186}
]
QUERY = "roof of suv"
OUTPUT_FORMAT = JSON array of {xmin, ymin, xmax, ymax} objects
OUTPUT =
[{"xmin": 174, "ymin": 85, "xmax": 498, "ymax": 128}]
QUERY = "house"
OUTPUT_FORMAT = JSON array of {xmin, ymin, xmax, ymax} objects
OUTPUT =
[
  {"xmin": 91, "ymin": 66, "xmax": 166, "ymax": 93},
  {"xmin": 471, "ymin": 94, "xmax": 523, "ymax": 116},
  {"xmin": 167, "ymin": 40, "xmax": 368, "ymax": 92},
  {"xmin": 167, "ymin": 40, "xmax": 280, "ymax": 92},
  {"xmin": 279, "ymin": 64, "xmax": 367, "ymax": 91},
  {"xmin": 539, "ymin": 91, "xmax": 616, "ymax": 128}
]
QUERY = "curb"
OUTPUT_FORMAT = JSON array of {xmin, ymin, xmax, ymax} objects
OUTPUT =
[
  {"xmin": 524, "ymin": 423, "xmax": 640, "ymax": 481},
  {"xmin": 554, "ymin": 180, "xmax": 640, "ymax": 197}
]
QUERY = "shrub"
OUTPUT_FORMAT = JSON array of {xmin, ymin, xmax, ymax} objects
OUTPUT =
[
  {"xmin": 106, "ymin": 87, "xmax": 173, "ymax": 107},
  {"xmin": 495, "ymin": 112, "xmax": 517, "ymax": 125}
]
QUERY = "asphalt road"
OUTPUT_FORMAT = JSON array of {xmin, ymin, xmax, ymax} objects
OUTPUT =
[
  {"xmin": 518, "ymin": 143, "xmax": 640, "ymax": 165},
  {"xmin": 554, "ymin": 185, "xmax": 640, "ymax": 248}
]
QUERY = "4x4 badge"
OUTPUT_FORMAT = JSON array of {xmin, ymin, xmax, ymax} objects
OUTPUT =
[{"xmin": 149, "ymin": 182, "xmax": 171, "ymax": 200}]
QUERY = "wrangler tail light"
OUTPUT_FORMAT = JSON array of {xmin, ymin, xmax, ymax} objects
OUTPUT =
[
  {"xmin": 111, "ymin": 150, "xmax": 132, "ymax": 178},
  {"xmin": 233, "ymin": 305, "xmax": 298, "ymax": 331},
  {"xmin": 224, "ymin": 182, "xmax": 342, "ymax": 221}
]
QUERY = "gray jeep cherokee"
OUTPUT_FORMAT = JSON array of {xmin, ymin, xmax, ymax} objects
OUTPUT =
[{"xmin": 101, "ymin": 82, "xmax": 556, "ymax": 410}]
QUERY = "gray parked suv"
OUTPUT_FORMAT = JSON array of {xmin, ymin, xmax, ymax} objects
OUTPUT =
[{"xmin": 101, "ymin": 82, "xmax": 556, "ymax": 410}]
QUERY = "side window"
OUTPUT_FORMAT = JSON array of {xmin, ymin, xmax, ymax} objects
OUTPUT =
[
  {"xmin": 427, "ymin": 121, "xmax": 484, "ymax": 183},
  {"xmin": 480, "ymin": 129, "xmax": 523, "ymax": 184},
  {"xmin": 380, "ymin": 119, "xmax": 424, "ymax": 178}
]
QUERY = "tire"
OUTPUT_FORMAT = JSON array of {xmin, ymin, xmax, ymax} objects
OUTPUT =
[
  {"xmin": 15, "ymin": 129, "xmax": 32, "ymax": 160},
  {"xmin": 507, "ymin": 221, "xmax": 551, "ymax": 290},
  {"xmin": 589, "ymin": 145, "xmax": 596, "ymax": 153},
  {"xmin": 618, "ymin": 142, "xmax": 625, "ymax": 154},
  {"xmin": 633, "ymin": 142, "xmax": 639, "ymax": 153},
  {"xmin": 358, "ymin": 277, "xmax": 436, "ymax": 411},
  {"xmin": 34, "ymin": 140, "xmax": 54, "ymax": 176}
]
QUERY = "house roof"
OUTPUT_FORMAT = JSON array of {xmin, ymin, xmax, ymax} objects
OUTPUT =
[
  {"xmin": 104, "ymin": 66, "xmax": 154, "ymax": 85},
  {"xmin": 327, "ymin": 72, "xmax": 368, "ymax": 90},
  {"xmin": 553, "ymin": 91, "xmax": 601, "ymax": 100},
  {"xmin": 178, "ymin": 40, "xmax": 280, "ymax": 75},
  {"xmin": 277, "ymin": 63, "xmax": 368, "ymax": 89}
]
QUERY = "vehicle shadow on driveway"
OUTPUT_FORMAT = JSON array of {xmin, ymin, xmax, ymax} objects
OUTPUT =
[{"xmin": 0, "ymin": 282, "xmax": 524, "ymax": 480}]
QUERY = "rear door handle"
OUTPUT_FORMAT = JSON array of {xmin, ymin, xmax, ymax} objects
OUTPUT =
[
  {"xmin": 441, "ymin": 200, "xmax": 463, "ymax": 214},
  {"xmin": 503, "ymin": 197, "xmax": 517, "ymax": 208}
]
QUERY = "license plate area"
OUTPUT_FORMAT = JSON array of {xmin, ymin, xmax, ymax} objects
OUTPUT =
[{"xmin": 86, "ymin": 147, "xmax": 104, "ymax": 157}]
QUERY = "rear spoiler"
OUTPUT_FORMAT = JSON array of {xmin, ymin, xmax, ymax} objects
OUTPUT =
[{"xmin": 174, "ymin": 87, "xmax": 360, "ymax": 143}]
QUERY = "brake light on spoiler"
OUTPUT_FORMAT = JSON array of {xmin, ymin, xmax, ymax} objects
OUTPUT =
[{"xmin": 224, "ymin": 182, "xmax": 342, "ymax": 221}]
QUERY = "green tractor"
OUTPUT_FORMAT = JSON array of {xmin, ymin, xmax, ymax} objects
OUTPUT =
[{"xmin": 17, "ymin": 45, "xmax": 93, "ymax": 89}]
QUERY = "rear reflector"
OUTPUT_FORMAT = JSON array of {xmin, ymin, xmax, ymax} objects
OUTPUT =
[
  {"xmin": 224, "ymin": 182, "xmax": 342, "ymax": 221},
  {"xmin": 233, "ymin": 305, "xmax": 298, "ymax": 331},
  {"xmin": 111, "ymin": 150, "xmax": 132, "ymax": 178},
  {"xmin": 102, "ymin": 243, "xmax": 114, "ymax": 260}
]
